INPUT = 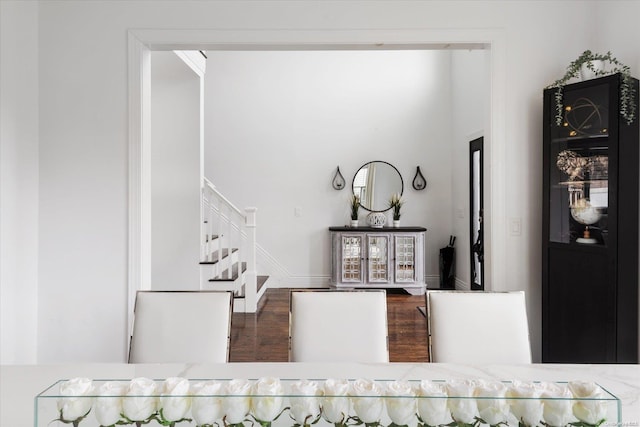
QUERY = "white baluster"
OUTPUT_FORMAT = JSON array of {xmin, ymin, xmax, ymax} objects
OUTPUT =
[
  {"xmin": 226, "ymin": 206, "xmax": 233, "ymax": 279},
  {"xmin": 201, "ymin": 178, "xmax": 262, "ymax": 311},
  {"xmin": 217, "ymin": 202, "xmax": 224, "ymax": 276},
  {"xmin": 244, "ymin": 207, "xmax": 258, "ymax": 312}
]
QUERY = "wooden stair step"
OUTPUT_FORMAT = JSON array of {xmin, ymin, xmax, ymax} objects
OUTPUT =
[
  {"xmin": 200, "ymin": 248, "xmax": 238, "ymax": 265},
  {"xmin": 209, "ymin": 262, "xmax": 247, "ymax": 282}
]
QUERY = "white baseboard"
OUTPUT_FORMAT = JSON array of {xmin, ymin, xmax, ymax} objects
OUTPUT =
[
  {"xmin": 424, "ymin": 276, "xmax": 470, "ymax": 290},
  {"xmin": 455, "ymin": 277, "xmax": 470, "ymax": 290},
  {"xmin": 256, "ymin": 244, "xmax": 291, "ymax": 283},
  {"xmin": 425, "ymin": 275, "xmax": 439, "ymax": 288}
]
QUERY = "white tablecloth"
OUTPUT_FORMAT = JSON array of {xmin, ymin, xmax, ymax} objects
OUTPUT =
[{"xmin": 2, "ymin": 362, "xmax": 639, "ymax": 426}]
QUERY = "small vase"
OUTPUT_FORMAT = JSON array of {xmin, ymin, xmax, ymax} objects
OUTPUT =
[
  {"xmin": 580, "ymin": 60, "xmax": 605, "ymax": 81},
  {"xmin": 367, "ymin": 212, "xmax": 386, "ymax": 228},
  {"xmin": 393, "ymin": 220, "xmax": 400, "ymax": 228},
  {"xmin": 350, "ymin": 219, "xmax": 358, "ymax": 228}
]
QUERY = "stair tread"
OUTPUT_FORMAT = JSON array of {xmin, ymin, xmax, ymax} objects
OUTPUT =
[
  {"xmin": 200, "ymin": 247, "xmax": 238, "ymax": 264},
  {"xmin": 209, "ymin": 262, "xmax": 247, "ymax": 282}
]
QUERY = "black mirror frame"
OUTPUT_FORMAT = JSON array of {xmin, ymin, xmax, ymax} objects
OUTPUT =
[{"xmin": 352, "ymin": 160, "xmax": 404, "ymax": 213}]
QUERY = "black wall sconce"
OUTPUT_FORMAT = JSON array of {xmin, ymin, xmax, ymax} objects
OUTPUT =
[
  {"xmin": 412, "ymin": 166, "xmax": 427, "ymax": 190},
  {"xmin": 332, "ymin": 166, "xmax": 346, "ymax": 190}
]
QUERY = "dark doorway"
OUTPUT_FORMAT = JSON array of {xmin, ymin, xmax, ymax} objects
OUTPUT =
[{"xmin": 470, "ymin": 137, "xmax": 484, "ymax": 290}]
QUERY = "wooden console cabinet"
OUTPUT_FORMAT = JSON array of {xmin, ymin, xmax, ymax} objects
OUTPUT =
[{"xmin": 329, "ymin": 226, "xmax": 426, "ymax": 295}]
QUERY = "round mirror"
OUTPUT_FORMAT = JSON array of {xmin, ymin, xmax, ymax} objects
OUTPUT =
[{"xmin": 352, "ymin": 161, "xmax": 403, "ymax": 212}]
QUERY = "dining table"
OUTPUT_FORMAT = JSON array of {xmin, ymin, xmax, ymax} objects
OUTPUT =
[{"xmin": 1, "ymin": 362, "xmax": 638, "ymax": 426}]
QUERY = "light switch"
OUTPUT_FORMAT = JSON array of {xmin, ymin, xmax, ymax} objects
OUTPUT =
[
  {"xmin": 294, "ymin": 207, "xmax": 302, "ymax": 217},
  {"xmin": 509, "ymin": 217, "xmax": 522, "ymax": 236}
]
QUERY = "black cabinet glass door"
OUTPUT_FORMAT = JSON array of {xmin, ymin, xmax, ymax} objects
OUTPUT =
[{"xmin": 542, "ymin": 73, "xmax": 638, "ymax": 363}]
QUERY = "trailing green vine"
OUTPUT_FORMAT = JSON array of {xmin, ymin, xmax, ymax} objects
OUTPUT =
[{"xmin": 546, "ymin": 50, "xmax": 637, "ymax": 126}]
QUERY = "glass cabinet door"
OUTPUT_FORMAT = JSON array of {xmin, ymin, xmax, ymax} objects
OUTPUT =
[
  {"xmin": 394, "ymin": 235, "xmax": 416, "ymax": 282},
  {"xmin": 341, "ymin": 235, "xmax": 363, "ymax": 283},
  {"xmin": 367, "ymin": 235, "xmax": 389, "ymax": 283},
  {"xmin": 549, "ymin": 82, "xmax": 609, "ymax": 246}
]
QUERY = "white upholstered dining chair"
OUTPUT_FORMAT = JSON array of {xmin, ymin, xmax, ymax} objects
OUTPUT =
[
  {"xmin": 128, "ymin": 290, "xmax": 233, "ymax": 363},
  {"xmin": 426, "ymin": 290, "xmax": 532, "ymax": 364},
  {"xmin": 289, "ymin": 289, "xmax": 389, "ymax": 362}
]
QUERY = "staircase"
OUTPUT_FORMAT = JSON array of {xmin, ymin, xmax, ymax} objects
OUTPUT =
[{"xmin": 200, "ymin": 178, "xmax": 268, "ymax": 312}]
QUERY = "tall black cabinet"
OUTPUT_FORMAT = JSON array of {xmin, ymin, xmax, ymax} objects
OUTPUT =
[{"xmin": 542, "ymin": 73, "xmax": 639, "ymax": 363}]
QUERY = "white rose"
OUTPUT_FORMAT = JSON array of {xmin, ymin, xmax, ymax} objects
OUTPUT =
[
  {"xmin": 190, "ymin": 381, "xmax": 224, "ymax": 426},
  {"xmin": 322, "ymin": 379, "xmax": 351, "ymax": 424},
  {"xmin": 289, "ymin": 380, "xmax": 322, "ymax": 426},
  {"xmin": 385, "ymin": 380, "xmax": 417, "ymax": 426},
  {"xmin": 94, "ymin": 381, "xmax": 126, "ymax": 427},
  {"xmin": 475, "ymin": 380, "xmax": 510, "ymax": 426},
  {"xmin": 540, "ymin": 382, "xmax": 575, "ymax": 427},
  {"xmin": 507, "ymin": 381, "xmax": 543, "ymax": 427},
  {"xmin": 251, "ymin": 377, "xmax": 284, "ymax": 422},
  {"xmin": 446, "ymin": 379, "xmax": 478, "ymax": 424},
  {"xmin": 56, "ymin": 378, "xmax": 95, "ymax": 422},
  {"xmin": 417, "ymin": 380, "xmax": 451, "ymax": 427},
  {"xmin": 224, "ymin": 379, "xmax": 252, "ymax": 424},
  {"xmin": 350, "ymin": 378, "xmax": 384, "ymax": 424},
  {"xmin": 122, "ymin": 377, "xmax": 158, "ymax": 422},
  {"xmin": 159, "ymin": 377, "xmax": 191, "ymax": 422},
  {"xmin": 568, "ymin": 381, "xmax": 608, "ymax": 425}
]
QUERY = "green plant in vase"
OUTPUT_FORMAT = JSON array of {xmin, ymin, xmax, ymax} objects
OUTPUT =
[
  {"xmin": 546, "ymin": 50, "xmax": 636, "ymax": 126},
  {"xmin": 389, "ymin": 193, "xmax": 403, "ymax": 223},
  {"xmin": 350, "ymin": 195, "xmax": 360, "ymax": 226}
]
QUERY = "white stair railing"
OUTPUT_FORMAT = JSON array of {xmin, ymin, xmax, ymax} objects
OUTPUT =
[{"xmin": 201, "ymin": 177, "xmax": 258, "ymax": 312}]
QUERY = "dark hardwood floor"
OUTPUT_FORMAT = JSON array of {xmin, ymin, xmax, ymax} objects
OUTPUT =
[{"xmin": 229, "ymin": 288, "xmax": 429, "ymax": 362}]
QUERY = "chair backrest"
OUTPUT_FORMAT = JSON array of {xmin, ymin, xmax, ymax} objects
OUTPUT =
[
  {"xmin": 128, "ymin": 290, "xmax": 233, "ymax": 363},
  {"xmin": 289, "ymin": 289, "xmax": 389, "ymax": 362},
  {"xmin": 426, "ymin": 290, "xmax": 532, "ymax": 364}
]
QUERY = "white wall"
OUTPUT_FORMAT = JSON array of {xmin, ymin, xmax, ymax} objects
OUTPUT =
[
  {"xmin": 2, "ymin": 0, "xmax": 638, "ymax": 363},
  {"xmin": 36, "ymin": 1, "xmax": 132, "ymax": 362},
  {"xmin": 150, "ymin": 52, "xmax": 201, "ymax": 291},
  {"xmin": 450, "ymin": 50, "xmax": 490, "ymax": 290},
  {"xmin": 203, "ymin": 50, "xmax": 453, "ymax": 285},
  {"xmin": 0, "ymin": 1, "xmax": 39, "ymax": 364}
]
